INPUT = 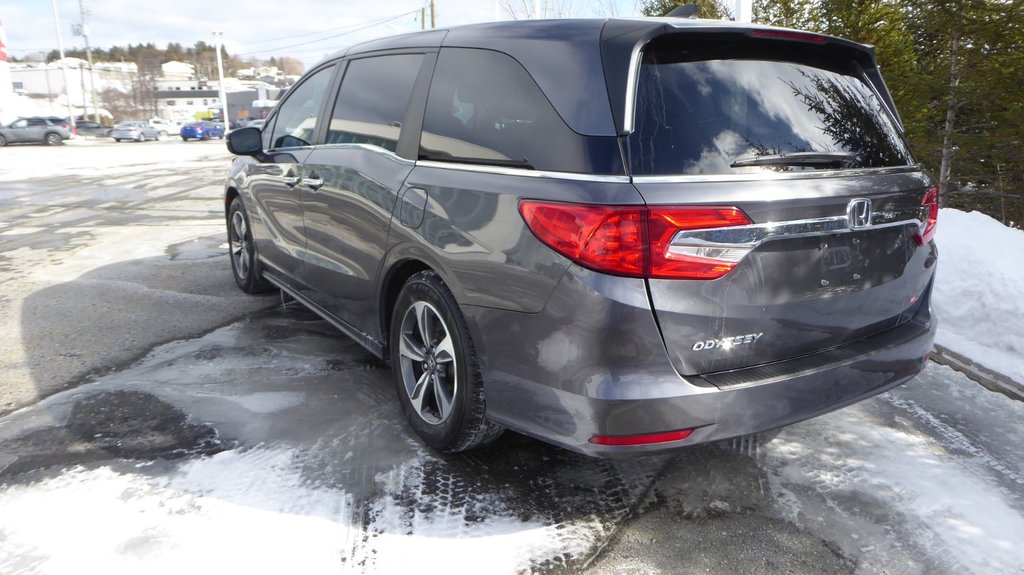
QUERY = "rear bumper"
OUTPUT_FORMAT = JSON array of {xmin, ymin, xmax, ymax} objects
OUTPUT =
[{"xmin": 467, "ymin": 265, "xmax": 935, "ymax": 458}]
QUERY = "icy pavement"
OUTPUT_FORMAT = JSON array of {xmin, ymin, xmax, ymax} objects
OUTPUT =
[{"xmin": 1, "ymin": 304, "xmax": 1022, "ymax": 574}]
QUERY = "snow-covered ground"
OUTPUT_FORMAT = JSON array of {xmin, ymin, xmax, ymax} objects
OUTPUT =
[{"xmin": 932, "ymin": 208, "xmax": 1024, "ymax": 383}]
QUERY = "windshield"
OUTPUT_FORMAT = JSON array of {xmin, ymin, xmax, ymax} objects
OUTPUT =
[{"xmin": 629, "ymin": 45, "xmax": 914, "ymax": 176}]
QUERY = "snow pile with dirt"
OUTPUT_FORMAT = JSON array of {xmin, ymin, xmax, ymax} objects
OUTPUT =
[{"xmin": 932, "ymin": 208, "xmax": 1024, "ymax": 383}]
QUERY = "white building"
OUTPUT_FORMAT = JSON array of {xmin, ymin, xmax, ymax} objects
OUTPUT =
[{"xmin": 8, "ymin": 58, "xmax": 136, "ymax": 120}]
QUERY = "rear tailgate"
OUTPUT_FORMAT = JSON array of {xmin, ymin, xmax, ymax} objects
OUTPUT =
[
  {"xmin": 625, "ymin": 31, "xmax": 937, "ymax": 376},
  {"xmin": 636, "ymin": 174, "xmax": 935, "ymax": 376}
]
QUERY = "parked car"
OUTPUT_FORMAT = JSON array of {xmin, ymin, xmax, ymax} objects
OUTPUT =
[
  {"xmin": 148, "ymin": 118, "xmax": 180, "ymax": 138},
  {"xmin": 0, "ymin": 116, "xmax": 72, "ymax": 146},
  {"xmin": 180, "ymin": 121, "xmax": 226, "ymax": 141},
  {"xmin": 75, "ymin": 120, "xmax": 112, "ymax": 137},
  {"xmin": 223, "ymin": 18, "xmax": 937, "ymax": 457},
  {"xmin": 244, "ymin": 119, "xmax": 265, "ymax": 129},
  {"xmin": 111, "ymin": 121, "xmax": 162, "ymax": 142}
]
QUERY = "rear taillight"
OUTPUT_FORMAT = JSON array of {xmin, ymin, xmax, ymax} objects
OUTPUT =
[
  {"xmin": 915, "ymin": 186, "xmax": 939, "ymax": 246},
  {"xmin": 518, "ymin": 201, "xmax": 753, "ymax": 280}
]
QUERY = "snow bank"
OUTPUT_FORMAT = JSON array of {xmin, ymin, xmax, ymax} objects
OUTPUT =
[{"xmin": 933, "ymin": 208, "xmax": 1024, "ymax": 383}]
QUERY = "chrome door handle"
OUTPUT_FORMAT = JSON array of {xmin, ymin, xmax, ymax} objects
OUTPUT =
[
  {"xmin": 282, "ymin": 176, "xmax": 300, "ymax": 187},
  {"xmin": 301, "ymin": 177, "xmax": 324, "ymax": 191}
]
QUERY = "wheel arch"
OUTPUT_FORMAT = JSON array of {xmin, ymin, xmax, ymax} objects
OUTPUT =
[{"xmin": 380, "ymin": 258, "xmax": 434, "ymax": 357}]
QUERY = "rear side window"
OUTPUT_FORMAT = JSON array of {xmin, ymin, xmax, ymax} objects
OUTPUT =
[
  {"xmin": 420, "ymin": 48, "xmax": 622, "ymax": 174},
  {"xmin": 327, "ymin": 54, "xmax": 424, "ymax": 153},
  {"xmin": 267, "ymin": 65, "xmax": 334, "ymax": 149},
  {"xmin": 629, "ymin": 42, "xmax": 914, "ymax": 176}
]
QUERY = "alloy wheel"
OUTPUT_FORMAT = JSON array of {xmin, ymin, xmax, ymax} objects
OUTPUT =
[
  {"xmin": 398, "ymin": 301, "xmax": 458, "ymax": 424},
  {"xmin": 229, "ymin": 210, "xmax": 250, "ymax": 280}
]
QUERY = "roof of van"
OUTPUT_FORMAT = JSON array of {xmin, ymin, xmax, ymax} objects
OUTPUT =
[{"xmin": 325, "ymin": 18, "xmax": 872, "ymax": 137}]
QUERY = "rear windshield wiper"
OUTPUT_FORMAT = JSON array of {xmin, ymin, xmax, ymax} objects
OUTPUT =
[{"xmin": 730, "ymin": 151, "xmax": 859, "ymax": 169}]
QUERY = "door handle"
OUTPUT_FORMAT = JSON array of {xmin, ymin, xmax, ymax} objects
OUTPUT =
[
  {"xmin": 301, "ymin": 177, "xmax": 324, "ymax": 191},
  {"xmin": 282, "ymin": 176, "xmax": 300, "ymax": 187}
]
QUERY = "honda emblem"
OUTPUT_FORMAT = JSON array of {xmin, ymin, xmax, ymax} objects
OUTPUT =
[{"xmin": 847, "ymin": 198, "xmax": 872, "ymax": 230}]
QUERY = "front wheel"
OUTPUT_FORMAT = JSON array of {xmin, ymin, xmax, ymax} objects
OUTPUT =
[
  {"xmin": 390, "ymin": 271, "xmax": 503, "ymax": 452},
  {"xmin": 227, "ymin": 197, "xmax": 274, "ymax": 294},
  {"xmin": 0, "ymin": 134, "xmax": 6, "ymax": 147},
  {"xmin": 45, "ymin": 132, "xmax": 62, "ymax": 146}
]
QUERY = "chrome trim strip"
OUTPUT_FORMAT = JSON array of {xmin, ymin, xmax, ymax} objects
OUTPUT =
[
  {"xmin": 622, "ymin": 40, "xmax": 646, "ymax": 135},
  {"xmin": 316, "ymin": 142, "xmax": 415, "ymax": 165},
  {"xmin": 671, "ymin": 215, "xmax": 923, "ymax": 248},
  {"xmin": 415, "ymin": 160, "xmax": 632, "ymax": 183},
  {"xmin": 632, "ymin": 164, "xmax": 923, "ymax": 183}
]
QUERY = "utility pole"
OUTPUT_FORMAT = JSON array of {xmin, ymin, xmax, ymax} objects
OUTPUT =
[
  {"xmin": 421, "ymin": 7, "xmax": 426, "ymax": 30},
  {"xmin": 78, "ymin": 0, "xmax": 99, "ymax": 122},
  {"xmin": 430, "ymin": 0, "xmax": 436, "ymax": 28},
  {"xmin": 213, "ymin": 31, "xmax": 230, "ymax": 131},
  {"xmin": 50, "ymin": 0, "xmax": 75, "ymax": 130}
]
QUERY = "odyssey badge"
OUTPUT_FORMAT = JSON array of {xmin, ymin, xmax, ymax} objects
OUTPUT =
[{"xmin": 692, "ymin": 333, "xmax": 764, "ymax": 351}]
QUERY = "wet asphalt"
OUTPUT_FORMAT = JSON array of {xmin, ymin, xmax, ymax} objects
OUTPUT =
[{"xmin": 1, "ymin": 140, "xmax": 1022, "ymax": 574}]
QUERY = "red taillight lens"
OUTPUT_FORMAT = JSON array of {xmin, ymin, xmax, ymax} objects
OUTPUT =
[
  {"xmin": 590, "ymin": 429, "xmax": 694, "ymax": 446},
  {"xmin": 518, "ymin": 201, "xmax": 646, "ymax": 276},
  {"xmin": 518, "ymin": 201, "xmax": 752, "ymax": 280},
  {"xmin": 915, "ymin": 186, "xmax": 939, "ymax": 246},
  {"xmin": 648, "ymin": 207, "xmax": 752, "ymax": 279}
]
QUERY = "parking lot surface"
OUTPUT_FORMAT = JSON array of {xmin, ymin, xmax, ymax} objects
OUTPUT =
[{"xmin": 1, "ymin": 140, "xmax": 1022, "ymax": 574}]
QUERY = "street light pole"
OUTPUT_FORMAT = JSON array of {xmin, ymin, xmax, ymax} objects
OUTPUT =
[
  {"xmin": 78, "ymin": 0, "xmax": 99, "ymax": 122},
  {"xmin": 50, "ymin": 0, "xmax": 76, "ymax": 130},
  {"xmin": 213, "ymin": 31, "xmax": 230, "ymax": 131}
]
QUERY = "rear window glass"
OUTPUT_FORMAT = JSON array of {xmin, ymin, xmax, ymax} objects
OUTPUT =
[{"xmin": 629, "ymin": 46, "xmax": 913, "ymax": 176}]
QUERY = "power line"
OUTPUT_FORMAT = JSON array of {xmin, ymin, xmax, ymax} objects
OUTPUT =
[{"xmin": 238, "ymin": 9, "xmax": 422, "ymax": 56}]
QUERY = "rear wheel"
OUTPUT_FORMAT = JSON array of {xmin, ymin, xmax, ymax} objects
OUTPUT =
[
  {"xmin": 0, "ymin": 134, "xmax": 6, "ymax": 147},
  {"xmin": 44, "ymin": 132, "xmax": 61, "ymax": 146},
  {"xmin": 227, "ymin": 197, "xmax": 273, "ymax": 294},
  {"xmin": 390, "ymin": 271, "xmax": 503, "ymax": 452},
  {"xmin": 114, "ymin": 138, "xmax": 121, "ymax": 142}
]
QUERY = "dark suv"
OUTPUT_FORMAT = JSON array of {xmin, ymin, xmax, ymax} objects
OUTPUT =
[{"xmin": 224, "ymin": 18, "xmax": 937, "ymax": 457}]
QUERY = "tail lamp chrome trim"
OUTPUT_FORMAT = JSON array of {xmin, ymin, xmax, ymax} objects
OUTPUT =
[{"xmin": 669, "ymin": 212, "xmax": 924, "ymax": 258}]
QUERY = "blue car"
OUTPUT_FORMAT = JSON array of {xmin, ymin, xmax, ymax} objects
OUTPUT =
[{"xmin": 180, "ymin": 121, "xmax": 225, "ymax": 141}]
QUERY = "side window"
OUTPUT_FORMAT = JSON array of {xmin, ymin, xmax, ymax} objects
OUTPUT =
[
  {"xmin": 267, "ymin": 65, "xmax": 335, "ymax": 149},
  {"xmin": 420, "ymin": 48, "xmax": 596, "ymax": 172},
  {"xmin": 327, "ymin": 54, "xmax": 424, "ymax": 153},
  {"xmin": 10, "ymin": 119, "xmax": 27, "ymax": 128},
  {"xmin": 27, "ymin": 118, "xmax": 47, "ymax": 127}
]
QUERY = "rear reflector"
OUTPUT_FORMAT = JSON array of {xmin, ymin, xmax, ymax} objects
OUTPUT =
[
  {"xmin": 915, "ymin": 185, "xmax": 939, "ymax": 246},
  {"xmin": 751, "ymin": 29, "xmax": 828, "ymax": 44},
  {"xmin": 519, "ymin": 201, "xmax": 752, "ymax": 280},
  {"xmin": 590, "ymin": 429, "xmax": 694, "ymax": 446}
]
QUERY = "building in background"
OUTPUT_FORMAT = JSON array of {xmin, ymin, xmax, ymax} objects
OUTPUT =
[{"xmin": 0, "ymin": 19, "xmax": 16, "ymax": 124}]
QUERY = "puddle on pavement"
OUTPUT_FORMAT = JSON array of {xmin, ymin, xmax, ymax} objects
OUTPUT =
[{"xmin": 166, "ymin": 233, "xmax": 229, "ymax": 261}]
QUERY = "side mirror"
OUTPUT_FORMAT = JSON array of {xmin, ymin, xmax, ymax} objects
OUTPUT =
[{"xmin": 227, "ymin": 126, "xmax": 262, "ymax": 156}]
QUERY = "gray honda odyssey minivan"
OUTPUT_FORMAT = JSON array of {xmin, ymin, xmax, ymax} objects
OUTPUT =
[{"xmin": 224, "ymin": 17, "xmax": 937, "ymax": 457}]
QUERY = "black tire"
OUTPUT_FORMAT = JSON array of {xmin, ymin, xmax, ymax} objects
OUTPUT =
[
  {"xmin": 45, "ymin": 132, "xmax": 62, "ymax": 146},
  {"xmin": 0, "ymin": 134, "xmax": 6, "ymax": 147},
  {"xmin": 114, "ymin": 138, "xmax": 121, "ymax": 142},
  {"xmin": 181, "ymin": 136, "xmax": 188, "ymax": 141},
  {"xmin": 227, "ymin": 197, "xmax": 274, "ymax": 294},
  {"xmin": 390, "ymin": 271, "xmax": 503, "ymax": 453}
]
